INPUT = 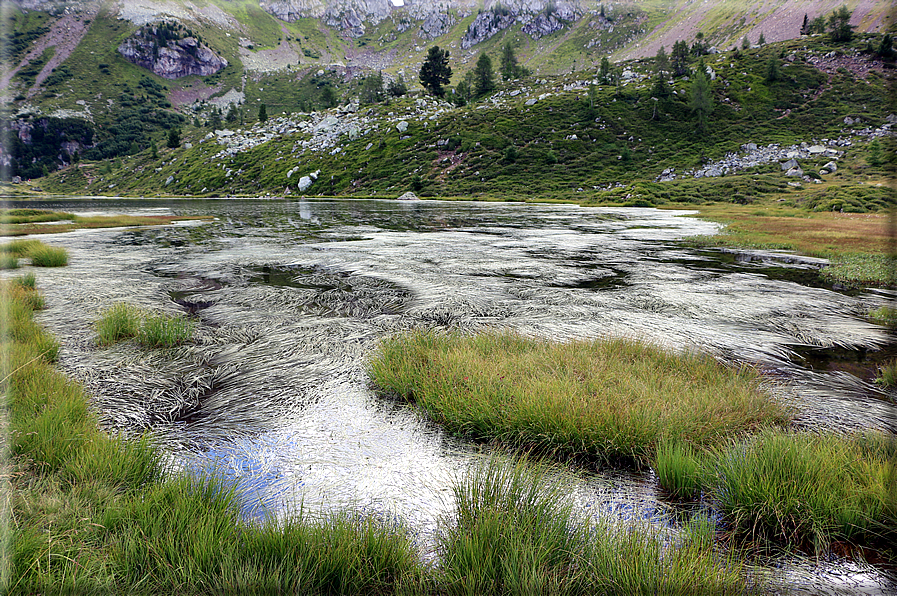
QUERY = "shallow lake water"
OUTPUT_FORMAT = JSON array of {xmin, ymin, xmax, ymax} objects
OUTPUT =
[{"xmin": 7, "ymin": 197, "xmax": 896, "ymax": 593}]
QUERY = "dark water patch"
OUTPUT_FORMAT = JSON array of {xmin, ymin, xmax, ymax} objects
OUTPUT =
[
  {"xmin": 664, "ymin": 248, "xmax": 863, "ymax": 296},
  {"xmin": 247, "ymin": 264, "xmax": 414, "ymax": 317},
  {"xmin": 551, "ymin": 269, "xmax": 631, "ymax": 290},
  {"xmin": 789, "ymin": 343, "xmax": 897, "ymax": 384}
]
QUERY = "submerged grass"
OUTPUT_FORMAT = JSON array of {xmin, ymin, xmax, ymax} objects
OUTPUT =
[
  {"xmin": 0, "ymin": 210, "xmax": 213, "ymax": 237},
  {"xmin": 654, "ymin": 431, "xmax": 897, "ymax": 549},
  {"xmin": 442, "ymin": 456, "xmax": 749, "ymax": 595},
  {"xmin": 3, "ymin": 280, "xmax": 754, "ymax": 593},
  {"xmin": 95, "ymin": 302, "xmax": 194, "ymax": 348},
  {"xmin": 368, "ymin": 331, "xmax": 788, "ymax": 462},
  {"xmin": 3, "ymin": 279, "xmax": 425, "ymax": 594},
  {"xmin": 681, "ymin": 206, "xmax": 895, "ymax": 287}
]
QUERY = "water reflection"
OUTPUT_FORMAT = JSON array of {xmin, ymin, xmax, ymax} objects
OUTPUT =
[{"xmin": 11, "ymin": 197, "xmax": 896, "ymax": 592}]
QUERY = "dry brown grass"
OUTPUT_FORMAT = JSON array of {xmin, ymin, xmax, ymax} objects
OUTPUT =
[
  {"xmin": 682, "ymin": 204, "xmax": 893, "ymax": 256},
  {"xmin": 0, "ymin": 215, "xmax": 213, "ymax": 237}
]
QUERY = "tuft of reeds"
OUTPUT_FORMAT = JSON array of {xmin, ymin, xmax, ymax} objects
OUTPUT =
[
  {"xmin": 137, "ymin": 312, "xmax": 195, "ymax": 348},
  {"xmin": 0, "ymin": 253, "xmax": 20, "ymax": 269},
  {"xmin": 440, "ymin": 456, "xmax": 748, "ymax": 594},
  {"xmin": 656, "ymin": 430, "xmax": 897, "ymax": 548},
  {"xmin": 0, "ymin": 239, "xmax": 68, "ymax": 267},
  {"xmin": 368, "ymin": 331, "xmax": 789, "ymax": 463},
  {"xmin": 14, "ymin": 271, "xmax": 37, "ymax": 290},
  {"xmin": 654, "ymin": 440, "xmax": 705, "ymax": 500},
  {"xmin": 876, "ymin": 359, "xmax": 897, "ymax": 387},
  {"xmin": 27, "ymin": 244, "xmax": 68, "ymax": 267},
  {"xmin": 95, "ymin": 302, "xmax": 142, "ymax": 345},
  {"xmin": 96, "ymin": 303, "xmax": 194, "ymax": 348}
]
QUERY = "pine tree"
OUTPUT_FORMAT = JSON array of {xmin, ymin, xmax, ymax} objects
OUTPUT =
[
  {"xmin": 828, "ymin": 6, "xmax": 854, "ymax": 43},
  {"xmin": 765, "ymin": 57, "xmax": 779, "ymax": 82},
  {"xmin": 758, "ymin": 32, "xmax": 766, "ymax": 45},
  {"xmin": 167, "ymin": 127, "xmax": 180, "ymax": 148},
  {"xmin": 209, "ymin": 108, "xmax": 222, "ymax": 130},
  {"xmin": 599, "ymin": 57, "xmax": 611, "ymax": 83},
  {"xmin": 500, "ymin": 42, "xmax": 520, "ymax": 81},
  {"xmin": 689, "ymin": 62, "xmax": 713, "ymax": 133},
  {"xmin": 360, "ymin": 71, "xmax": 384, "ymax": 104},
  {"xmin": 473, "ymin": 53, "xmax": 496, "ymax": 98},
  {"xmin": 801, "ymin": 14, "xmax": 810, "ymax": 35},
  {"xmin": 671, "ymin": 40, "xmax": 690, "ymax": 77},
  {"xmin": 419, "ymin": 46, "xmax": 452, "ymax": 97},
  {"xmin": 387, "ymin": 75, "xmax": 408, "ymax": 97},
  {"xmin": 655, "ymin": 46, "xmax": 669, "ymax": 76},
  {"xmin": 742, "ymin": 35, "xmax": 750, "ymax": 50},
  {"xmin": 257, "ymin": 103, "xmax": 268, "ymax": 123}
]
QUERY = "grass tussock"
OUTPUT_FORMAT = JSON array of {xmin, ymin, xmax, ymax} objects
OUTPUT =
[
  {"xmin": 368, "ymin": 331, "xmax": 788, "ymax": 462},
  {"xmin": 0, "ymin": 238, "xmax": 68, "ymax": 267},
  {"xmin": 96, "ymin": 302, "xmax": 194, "ymax": 348},
  {"xmin": 876, "ymin": 359, "xmax": 897, "ymax": 387},
  {"xmin": 441, "ymin": 457, "xmax": 748, "ymax": 595},
  {"xmin": 654, "ymin": 431, "xmax": 897, "ymax": 548},
  {"xmin": 868, "ymin": 305, "xmax": 897, "ymax": 327}
]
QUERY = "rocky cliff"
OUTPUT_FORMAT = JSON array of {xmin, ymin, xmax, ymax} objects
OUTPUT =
[{"xmin": 117, "ymin": 23, "xmax": 228, "ymax": 79}]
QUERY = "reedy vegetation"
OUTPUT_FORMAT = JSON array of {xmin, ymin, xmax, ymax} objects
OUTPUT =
[
  {"xmin": 368, "ymin": 331, "xmax": 789, "ymax": 462},
  {"xmin": 95, "ymin": 302, "xmax": 195, "ymax": 348},
  {"xmin": 0, "ymin": 239, "xmax": 68, "ymax": 269},
  {"xmin": 369, "ymin": 331, "xmax": 897, "ymax": 551},
  {"xmin": 2, "ymin": 284, "xmax": 755, "ymax": 593}
]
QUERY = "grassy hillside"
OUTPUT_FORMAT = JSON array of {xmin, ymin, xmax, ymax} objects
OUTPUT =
[{"xmin": 39, "ymin": 31, "xmax": 895, "ymax": 209}]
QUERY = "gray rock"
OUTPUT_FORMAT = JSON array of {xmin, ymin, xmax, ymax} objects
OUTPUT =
[
  {"xmin": 781, "ymin": 159, "xmax": 798, "ymax": 171},
  {"xmin": 822, "ymin": 161, "xmax": 838, "ymax": 173},
  {"xmin": 785, "ymin": 167, "xmax": 804, "ymax": 177},
  {"xmin": 118, "ymin": 27, "xmax": 227, "ymax": 79},
  {"xmin": 807, "ymin": 145, "xmax": 826, "ymax": 154},
  {"xmin": 298, "ymin": 176, "xmax": 314, "ymax": 191},
  {"xmin": 396, "ymin": 120, "xmax": 408, "ymax": 132},
  {"xmin": 524, "ymin": 98, "xmax": 538, "ymax": 106},
  {"xmin": 397, "ymin": 191, "xmax": 419, "ymax": 201}
]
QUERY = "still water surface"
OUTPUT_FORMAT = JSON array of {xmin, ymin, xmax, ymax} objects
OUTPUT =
[{"xmin": 10, "ymin": 197, "xmax": 896, "ymax": 593}]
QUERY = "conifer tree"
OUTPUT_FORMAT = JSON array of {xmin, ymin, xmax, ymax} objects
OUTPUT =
[
  {"xmin": 828, "ymin": 6, "xmax": 854, "ymax": 43},
  {"xmin": 689, "ymin": 61, "xmax": 713, "ymax": 133},
  {"xmin": 419, "ymin": 46, "xmax": 452, "ymax": 97},
  {"xmin": 473, "ymin": 53, "xmax": 496, "ymax": 98}
]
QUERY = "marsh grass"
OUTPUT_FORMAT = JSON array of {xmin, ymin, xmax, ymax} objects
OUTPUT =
[
  {"xmin": 0, "ymin": 209, "xmax": 76, "ymax": 225},
  {"xmin": 95, "ymin": 302, "xmax": 142, "ymax": 345},
  {"xmin": 0, "ymin": 239, "xmax": 68, "ymax": 267},
  {"xmin": 821, "ymin": 254, "xmax": 895, "ymax": 287},
  {"xmin": 0, "ymin": 253, "xmax": 20, "ymax": 269},
  {"xmin": 96, "ymin": 303, "xmax": 194, "ymax": 348},
  {"xmin": 26, "ymin": 244, "xmax": 68, "ymax": 267},
  {"xmin": 868, "ymin": 305, "xmax": 897, "ymax": 327},
  {"xmin": 655, "ymin": 431, "xmax": 897, "ymax": 549},
  {"xmin": 368, "ymin": 331, "xmax": 788, "ymax": 462},
  {"xmin": 0, "ymin": 212, "xmax": 214, "ymax": 237},
  {"xmin": 876, "ymin": 359, "xmax": 897, "ymax": 387},
  {"xmin": 137, "ymin": 312, "xmax": 196, "ymax": 348},
  {"xmin": 3, "ymin": 278, "xmax": 425, "ymax": 594},
  {"xmin": 441, "ymin": 457, "xmax": 748, "ymax": 595}
]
